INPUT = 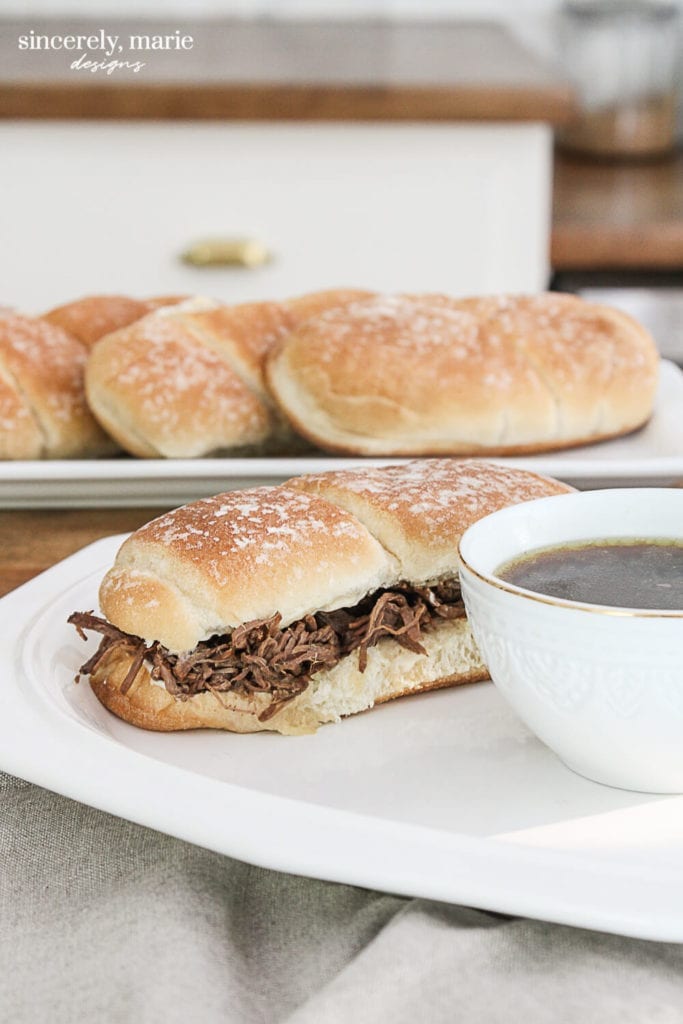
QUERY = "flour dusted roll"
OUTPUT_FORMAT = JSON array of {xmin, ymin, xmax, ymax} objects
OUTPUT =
[
  {"xmin": 186, "ymin": 289, "xmax": 373, "ymax": 401},
  {"xmin": 85, "ymin": 298, "xmax": 275, "ymax": 458},
  {"xmin": 452, "ymin": 293, "xmax": 659, "ymax": 448},
  {"xmin": 283, "ymin": 287, "xmax": 374, "ymax": 325},
  {"xmin": 43, "ymin": 295, "xmax": 154, "ymax": 349},
  {"xmin": 265, "ymin": 292, "xmax": 660, "ymax": 456},
  {"xmin": 69, "ymin": 459, "xmax": 571, "ymax": 735},
  {"xmin": 182, "ymin": 299, "xmax": 296, "ymax": 401},
  {"xmin": 0, "ymin": 313, "xmax": 116, "ymax": 459},
  {"xmin": 85, "ymin": 288, "xmax": 373, "ymax": 458}
]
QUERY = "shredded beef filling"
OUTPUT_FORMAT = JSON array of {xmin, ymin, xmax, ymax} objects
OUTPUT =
[{"xmin": 68, "ymin": 579, "xmax": 465, "ymax": 722}]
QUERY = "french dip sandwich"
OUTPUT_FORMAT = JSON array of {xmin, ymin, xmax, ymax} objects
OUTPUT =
[{"xmin": 69, "ymin": 460, "xmax": 571, "ymax": 735}]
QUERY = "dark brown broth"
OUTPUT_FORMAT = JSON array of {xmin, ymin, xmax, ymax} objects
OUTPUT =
[{"xmin": 497, "ymin": 539, "xmax": 683, "ymax": 610}]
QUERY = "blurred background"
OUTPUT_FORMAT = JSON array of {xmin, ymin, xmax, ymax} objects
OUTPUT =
[{"xmin": 1, "ymin": 0, "xmax": 682, "ymax": 363}]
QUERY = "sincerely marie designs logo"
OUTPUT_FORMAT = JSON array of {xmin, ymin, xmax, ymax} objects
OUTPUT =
[{"xmin": 17, "ymin": 28, "xmax": 195, "ymax": 74}]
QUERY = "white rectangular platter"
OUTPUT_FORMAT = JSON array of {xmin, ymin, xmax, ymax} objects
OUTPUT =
[
  {"xmin": 3, "ymin": 534, "xmax": 683, "ymax": 942},
  {"xmin": 1, "ymin": 360, "xmax": 682, "ymax": 508}
]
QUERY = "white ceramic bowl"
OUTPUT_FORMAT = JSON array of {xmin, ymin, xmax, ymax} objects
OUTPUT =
[{"xmin": 458, "ymin": 488, "xmax": 683, "ymax": 793}]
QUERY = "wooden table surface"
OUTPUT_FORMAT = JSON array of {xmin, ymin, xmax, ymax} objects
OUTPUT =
[
  {"xmin": 552, "ymin": 149, "xmax": 683, "ymax": 271},
  {"xmin": 0, "ymin": 508, "xmax": 172, "ymax": 599},
  {"xmin": 0, "ymin": 18, "xmax": 574, "ymax": 122}
]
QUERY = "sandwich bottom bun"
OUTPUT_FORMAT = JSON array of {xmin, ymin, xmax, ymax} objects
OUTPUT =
[{"xmin": 88, "ymin": 617, "xmax": 488, "ymax": 735}]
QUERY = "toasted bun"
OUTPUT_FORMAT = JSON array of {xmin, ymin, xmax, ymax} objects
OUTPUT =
[
  {"xmin": 0, "ymin": 313, "xmax": 116, "ymax": 459},
  {"xmin": 266, "ymin": 293, "xmax": 660, "ymax": 456},
  {"xmin": 89, "ymin": 616, "xmax": 488, "ymax": 735}
]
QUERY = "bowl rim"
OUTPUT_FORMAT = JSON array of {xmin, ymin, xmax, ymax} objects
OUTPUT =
[{"xmin": 457, "ymin": 488, "xmax": 683, "ymax": 620}]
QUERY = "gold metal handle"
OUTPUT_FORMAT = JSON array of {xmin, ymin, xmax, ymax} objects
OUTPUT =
[{"xmin": 181, "ymin": 238, "xmax": 272, "ymax": 269}]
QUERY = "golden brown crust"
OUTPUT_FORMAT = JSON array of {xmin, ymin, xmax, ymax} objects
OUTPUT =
[
  {"xmin": 43, "ymin": 295, "xmax": 152, "ymax": 349},
  {"xmin": 266, "ymin": 292, "xmax": 659, "ymax": 456},
  {"xmin": 84, "ymin": 289, "xmax": 377, "ymax": 459},
  {"xmin": 283, "ymin": 288, "xmax": 374, "ymax": 325},
  {"xmin": 374, "ymin": 667, "xmax": 489, "ymax": 703},
  {"xmin": 0, "ymin": 361, "xmax": 44, "ymax": 459},
  {"xmin": 186, "ymin": 301, "xmax": 293, "ymax": 399},
  {"xmin": 287, "ymin": 458, "xmax": 572, "ymax": 583},
  {"xmin": 90, "ymin": 649, "xmax": 278, "ymax": 733},
  {"xmin": 145, "ymin": 295, "xmax": 189, "ymax": 312},
  {"xmin": 99, "ymin": 483, "xmax": 396, "ymax": 649},
  {"xmin": 85, "ymin": 306, "xmax": 273, "ymax": 458},
  {"xmin": 188, "ymin": 291, "xmax": 373, "ymax": 399},
  {"xmin": 98, "ymin": 460, "xmax": 570, "ymax": 647},
  {"xmin": 452, "ymin": 294, "xmax": 659, "ymax": 446},
  {"xmin": 268, "ymin": 402, "xmax": 652, "ymax": 458},
  {"xmin": 0, "ymin": 313, "xmax": 116, "ymax": 459}
]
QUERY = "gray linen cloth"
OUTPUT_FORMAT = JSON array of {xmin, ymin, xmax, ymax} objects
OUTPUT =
[{"xmin": 1, "ymin": 772, "xmax": 682, "ymax": 1024}]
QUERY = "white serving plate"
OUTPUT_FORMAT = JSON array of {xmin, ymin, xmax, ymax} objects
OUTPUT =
[
  {"xmin": 4, "ymin": 535, "xmax": 683, "ymax": 942},
  {"xmin": 1, "ymin": 361, "xmax": 682, "ymax": 508}
]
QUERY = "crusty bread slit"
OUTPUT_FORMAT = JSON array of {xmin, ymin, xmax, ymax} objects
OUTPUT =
[{"xmin": 70, "ymin": 459, "xmax": 572, "ymax": 735}]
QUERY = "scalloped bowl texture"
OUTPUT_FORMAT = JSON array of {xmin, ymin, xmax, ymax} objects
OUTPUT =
[{"xmin": 458, "ymin": 488, "xmax": 683, "ymax": 794}]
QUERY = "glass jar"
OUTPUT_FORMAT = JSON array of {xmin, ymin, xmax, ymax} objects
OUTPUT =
[{"xmin": 557, "ymin": 0, "xmax": 680, "ymax": 159}]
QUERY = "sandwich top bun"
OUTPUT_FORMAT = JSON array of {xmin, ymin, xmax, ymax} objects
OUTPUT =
[
  {"xmin": 100, "ymin": 484, "xmax": 397, "ymax": 652},
  {"xmin": 265, "ymin": 292, "xmax": 660, "ymax": 456},
  {"xmin": 286, "ymin": 458, "xmax": 570, "ymax": 584},
  {"xmin": 0, "ymin": 312, "xmax": 116, "ymax": 459}
]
